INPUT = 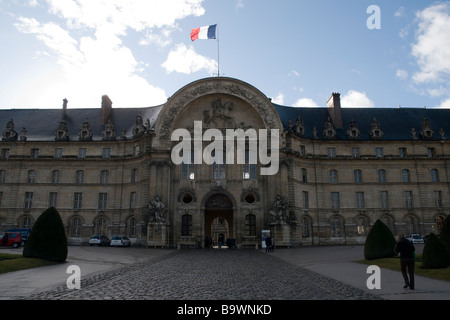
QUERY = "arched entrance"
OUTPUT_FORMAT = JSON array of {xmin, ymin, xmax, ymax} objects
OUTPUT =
[{"xmin": 204, "ymin": 194, "xmax": 233, "ymax": 247}]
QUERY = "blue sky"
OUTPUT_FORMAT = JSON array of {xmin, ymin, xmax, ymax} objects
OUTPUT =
[{"xmin": 1, "ymin": 0, "xmax": 450, "ymax": 109}]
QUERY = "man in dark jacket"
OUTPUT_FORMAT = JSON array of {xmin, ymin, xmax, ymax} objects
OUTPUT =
[{"xmin": 394, "ymin": 233, "xmax": 416, "ymax": 290}]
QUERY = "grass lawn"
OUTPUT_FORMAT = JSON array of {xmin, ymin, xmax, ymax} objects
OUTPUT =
[
  {"xmin": 0, "ymin": 253, "xmax": 59, "ymax": 274},
  {"xmin": 358, "ymin": 255, "xmax": 450, "ymax": 282}
]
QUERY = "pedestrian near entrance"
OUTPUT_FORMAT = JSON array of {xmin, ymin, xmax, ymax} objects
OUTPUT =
[
  {"xmin": 394, "ymin": 233, "xmax": 416, "ymax": 290},
  {"xmin": 265, "ymin": 236, "xmax": 273, "ymax": 253}
]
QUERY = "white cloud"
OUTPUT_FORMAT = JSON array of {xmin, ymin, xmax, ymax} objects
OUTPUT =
[
  {"xmin": 341, "ymin": 90, "xmax": 374, "ymax": 108},
  {"xmin": 162, "ymin": 43, "xmax": 217, "ymax": 74},
  {"xmin": 411, "ymin": 3, "xmax": 450, "ymax": 84},
  {"xmin": 13, "ymin": 0, "xmax": 206, "ymax": 107},
  {"xmin": 272, "ymin": 93, "xmax": 284, "ymax": 105},
  {"xmin": 437, "ymin": 97, "xmax": 450, "ymax": 108},
  {"xmin": 394, "ymin": 6, "xmax": 406, "ymax": 17},
  {"xmin": 396, "ymin": 69, "xmax": 408, "ymax": 80},
  {"xmin": 293, "ymin": 98, "xmax": 319, "ymax": 107}
]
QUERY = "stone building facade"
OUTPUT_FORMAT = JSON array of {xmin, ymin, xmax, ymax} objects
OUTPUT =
[{"xmin": 0, "ymin": 77, "xmax": 448, "ymax": 247}]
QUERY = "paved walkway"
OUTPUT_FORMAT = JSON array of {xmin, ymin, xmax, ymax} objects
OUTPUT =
[{"xmin": 0, "ymin": 244, "xmax": 449, "ymax": 301}]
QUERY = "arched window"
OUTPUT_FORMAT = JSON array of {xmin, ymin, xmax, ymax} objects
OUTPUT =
[
  {"xmin": 100, "ymin": 170, "xmax": 109, "ymax": 184},
  {"xmin": 331, "ymin": 217, "xmax": 342, "ymax": 237},
  {"xmin": 357, "ymin": 216, "xmax": 368, "ymax": 236},
  {"xmin": 20, "ymin": 216, "xmax": 32, "ymax": 229},
  {"xmin": 329, "ymin": 170, "xmax": 338, "ymax": 183},
  {"xmin": 95, "ymin": 217, "xmax": 107, "ymax": 235},
  {"xmin": 378, "ymin": 169, "xmax": 386, "ymax": 183},
  {"xmin": 28, "ymin": 170, "xmax": 36, "ymax": 183},
  {"xmin": 76, "ymin": 170, "xmax": 84, "ymax": 184},
  {"xmin": 51, "ymin": 170, "xmax": 60, "ymax": 183},
  {"xmin": 128, "ymin": 217, "xmax": 136, "ymax": 237}
]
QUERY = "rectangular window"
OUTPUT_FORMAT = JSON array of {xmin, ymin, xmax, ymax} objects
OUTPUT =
[
  {"xmin": 433, "ymin": 191, "xmax": 442, "ymax": 208},
  {"xmin": 49, "ymin": 192, "xmax": 58, "ymax": 207},
  {"xmin": 302, "ymin": 191, "xmax": 309, "ymax": 209},
  {"xmin": 243, "ymin": 150, "xmax": 256, "ymax": 180},
  {"xmin": 181, "ymin": 214, "xmax": 192, "ymax": 236},
  {"xmin": 245, "ymin": 214, "xmax": 256, "ymax": 236},
  {"xmin": 31, "ymin": 148, "xmax": 39, "ymax": 159},
  {"xmin": 130, "ymin": 192, "xmax": 136, "ymax": 209},
  {"xmin": 375, "ymin": 147, "xmax": 383, "ymax": 158},
  {"xmin": 24, "ymin": 192, "xmax": 33, "ymax": 209},
  {"xmin": 331, "ymin": 192, "xmax": 340, "ymax": 209},
  {"xmin": 102, "ymin": 148, "xmax": 111, "ymax": 159},
  {"xmin": 1, "ymin": 149, "xmax": 10, "ymax": 159},
  {"xmin": 73, "ymin": 193, "xmax": 82, "ymax": 210},
  {"xmin": 404, "ymin": 191, "xmax": 413, "ymax": 208},
  {"xmin": 356, "ymin": 192, "xmax": 365, "ymax": 209},
  {"xmin": 181, "ymin": 151, "xmax": 195, "ymax": 180},
  {"xmin": 300, "ymin": 145, "xmax": 306, "ymax": 156},
  {"xmin": 399, "ymin": 148, "xmax": 407, "ymax": 158},
  {"xmin": 380, "ymin": 191, "xmax": 389, "ymax": 209},
  {"xmin": 351, "ymin": 147, "xmax": 360, "ymax": 158},
  {"xmin": 131, "ymin": 169, "xmax": 138, "ymax": 183},
  {"xmin": 427, "ymin": 148, "xmax": 435, "ymax": 158},
  {"xmin": 212, "ymin": 151, "xmax": 226, "ymax": 180},
  {"xmin": 78, "ymin": 148, "xmax": 86, "ymax": 159},
  {"xmin": 327, "ymin": 147, "xmax": 336, "ymax": 158},
  {"xmin": 98, "ymin": 193, "xmax": 107, "ymax": 210},
  {"xmin": 54, "ymin": 148, "xmax": 63, "ymax": 159}
]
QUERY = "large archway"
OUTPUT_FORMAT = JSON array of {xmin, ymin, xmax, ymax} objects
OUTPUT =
[{"xmin": 204, "ymin": 193, "xmax": 234, "ymax": 247}]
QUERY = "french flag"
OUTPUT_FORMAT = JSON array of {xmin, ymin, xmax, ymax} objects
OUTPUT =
[{"xmin": 191, "ymin": 24, "xmax": 217, "ymax": 41}]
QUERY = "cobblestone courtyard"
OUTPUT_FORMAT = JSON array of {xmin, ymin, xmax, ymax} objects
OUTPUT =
[{"xmin": 25, "ymin": 249, "xmax": 381, "ymax": 300}]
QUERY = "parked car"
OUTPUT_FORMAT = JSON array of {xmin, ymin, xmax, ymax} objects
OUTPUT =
[
  {"xmin": 110, "ymin": 235, "xmax": 131, "ymax": 247},
  {"xmin": 89, "ymin": 235, "xmax": 110, "ymax": 246},
  {"xmin": 406, "ymin": 233, "xmax": 424, "ymax": 244},
  {"xmin": 0, "ymin": 232, "xmax": 23, "ymax": 248},
  {"xmin": 6, "ymin": 228, "xmax": 31, "ymax": 246}
]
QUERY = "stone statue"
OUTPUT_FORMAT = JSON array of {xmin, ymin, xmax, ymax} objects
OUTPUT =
[
  {"xmin": 269, "ymin": 194, "xmax": 288, "ymax": 223},
  {"xmin": 149, "ymin": 195, "xmax": 167, "ymax": 223}
]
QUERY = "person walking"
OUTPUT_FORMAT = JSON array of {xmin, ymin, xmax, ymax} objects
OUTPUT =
[
  {"xmin": 265, "ymin": 236, "xmax": 273, "ymax": 253},
  {"xmin": 394, "ymin": 233, "xmax": 416, "ymax": 290}
]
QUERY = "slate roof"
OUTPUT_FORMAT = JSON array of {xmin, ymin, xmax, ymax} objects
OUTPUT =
[
  {"xmin": 1, "ymin": 102, "xmax": 449, "ymax": 142},
  {"xmin": 0, "ymin": 105, "xmax": 162, "ymax": 141},
  {"xmin": 274, "ymin": 104, "xmax": 450, "ymax": 141}
]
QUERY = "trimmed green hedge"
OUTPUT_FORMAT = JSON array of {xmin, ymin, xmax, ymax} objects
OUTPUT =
[
  {"xmin": 422, "ymin": 233, "xmax": 450, "ymax": 269},
  {"xmin": 364, "ymin": 219, "xmax": 396, "ymax": 260},
  {"xmin": 23, "ymin": 207, "xmax": 68, "ymax": 262}
]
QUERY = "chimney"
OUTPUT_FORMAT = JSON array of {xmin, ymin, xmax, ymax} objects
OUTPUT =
[
  {"xmin": 100, "ymin": 95, "xmax": 113, "ymax": 125},
  {"xmin": 327, "ymin": 92, "xmax": 343, "ymax": 129},
  {"xmin": 61, "ymin": 98, "xmax": 68, "ymax": 119}
]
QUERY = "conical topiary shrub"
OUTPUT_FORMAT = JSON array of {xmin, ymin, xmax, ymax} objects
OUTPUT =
[
  {"xmin": 439, "ymin": 215, "xmax": 450, "ymax": 254},
  {"xmin": 364, "ymin": 219, "xmax": 396, "ymax": 260},
  {"xmin": 421, "ymin": 233, "xmax": 450, "ymax": 269},
  {"xmin": 23, "ymin": 207, "xmax": 68, "ymax": 262}
]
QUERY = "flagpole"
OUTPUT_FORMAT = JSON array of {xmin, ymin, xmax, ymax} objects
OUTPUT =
[{"xmin": 217, "ymin": 24, "xmax": 220, "ymax": 77}]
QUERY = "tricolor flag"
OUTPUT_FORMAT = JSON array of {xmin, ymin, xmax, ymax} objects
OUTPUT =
[{"xmin": 191, "ymin": 24, "xmax": 217, "ymax": 41}]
